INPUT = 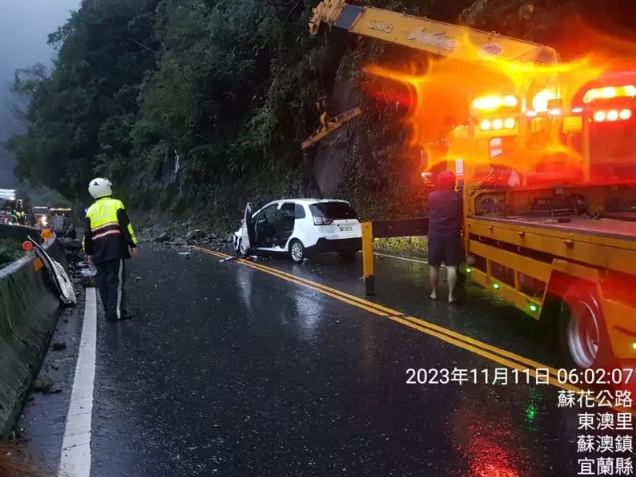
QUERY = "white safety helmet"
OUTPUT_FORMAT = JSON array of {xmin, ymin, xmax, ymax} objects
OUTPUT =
[{"xmin": 88, "ymin": 178, "xmax": 113, "ymax": 199}]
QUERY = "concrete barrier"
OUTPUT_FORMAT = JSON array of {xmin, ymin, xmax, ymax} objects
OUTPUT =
[{"xmin": 0, "ymin": 225, "xmax": 67, "ymax": 438}]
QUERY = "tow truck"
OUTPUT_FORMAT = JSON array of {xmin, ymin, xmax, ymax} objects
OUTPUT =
[{"xmin": 308, "ymin": 0, "xmax": 636, "ymax": 377}]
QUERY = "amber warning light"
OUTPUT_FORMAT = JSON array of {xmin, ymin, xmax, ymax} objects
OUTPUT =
[{"xmin": 583, "ymin": 85, "xmax": 636, "ymax": 103}]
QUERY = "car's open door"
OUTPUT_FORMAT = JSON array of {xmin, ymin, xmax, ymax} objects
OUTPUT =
[{"xmin": 241, "ymin": 202, "xmax": 253, "ymax": 252}]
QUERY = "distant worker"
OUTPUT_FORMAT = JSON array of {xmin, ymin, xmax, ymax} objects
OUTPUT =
[
  {"xmin": 6, "ymin": 207, "xmax": 17, "ymax": 224},
  {"xmin": 427, "ymin": 170, "xmax": 463, "ymax": 303},
  {"xmin": 82, "ymin": 178, "xmax": 138, "ymax": 321},
  {"xmin": 15, "ymin": 203, "xmax": 26, "ymax": 225},
  {"xmin": 26, "ymin": 207, "xmax": 35, "ymax": 226}
]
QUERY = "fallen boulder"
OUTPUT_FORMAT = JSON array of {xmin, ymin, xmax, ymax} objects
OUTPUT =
[
  {"xmin": 185, "ymin": 229, "xmax": 206, "ymax": 241},
  {"xmin": 155, "ymin": 232, "xmax": 170, "ymax": 242}
]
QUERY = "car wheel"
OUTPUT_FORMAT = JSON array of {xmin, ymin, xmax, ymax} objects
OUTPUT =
[
  {"xmin": 289, "ymin": 239, "xmax": 305, "ymax": 263},
  {"xmin": 338, "ymin": 249, "xmax": 357, "ymax": 262}
]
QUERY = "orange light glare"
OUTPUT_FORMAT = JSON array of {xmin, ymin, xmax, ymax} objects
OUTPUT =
[
  {"xmin": 532, "ymin": 89, "xmax": 559, "ymax": 112},
  {"xmin": 592, "ymin": 109, "xmax": 632, "ymax": 122},
  {"xmin": 583, "ymin": 85, "xmax": 636, "ymax": 103},
  {"xmin": 472, "ymin": 95, "xmax": 517, "ymax": 111},
  {"xmin": 479, "ymin": 118, "xmax": 516, "ymax": 131}
]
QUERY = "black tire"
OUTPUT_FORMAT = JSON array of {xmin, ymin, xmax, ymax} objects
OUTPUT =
[
  {"xmin": 558, "ymin": 281, "xmax": 612, "ymax": 369},
  {"xmin": 288, "ymin": 239, "xmax": 306, "ymax": 263},
  {"xmin": 338, "ymin": 249, "xmax": 357, "ymax": 262}
]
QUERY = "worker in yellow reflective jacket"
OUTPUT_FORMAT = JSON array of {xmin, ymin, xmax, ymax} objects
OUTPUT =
[{"xmin": 82, "ymin": 178, "xmax": 138, "ymax": 321}]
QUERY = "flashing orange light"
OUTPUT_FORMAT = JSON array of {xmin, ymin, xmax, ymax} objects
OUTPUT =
[
  {"xmin": 472, "ymin": 95, "xmax": 517, "ymax": 111},
  {"xmin": 532, "ymin": 89, "xmax": 559, "ymax": 112},
  {"xmin": 593, "ymin": 109, "xmax": 632, "ymax": 122},
  {"xmin": 479, "ymin": 118, "xmax": 516, "ymax": 131},
  {"xmin": 583, "ymin": 85, "xmax": 636, "ymax": 103},
  {"xmin": 40, "ymin": 229, "xmax": 53, "ymax": 240}
]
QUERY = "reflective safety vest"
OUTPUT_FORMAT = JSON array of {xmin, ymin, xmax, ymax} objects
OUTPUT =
[{"xmin": 83, "ymin": 197, "xmax": 137, "ymax": 264}]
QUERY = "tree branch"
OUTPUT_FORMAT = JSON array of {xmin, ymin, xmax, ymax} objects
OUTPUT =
[{"xmin": 133, "ymin": 39, "xmax": 160, "ymax": 54}]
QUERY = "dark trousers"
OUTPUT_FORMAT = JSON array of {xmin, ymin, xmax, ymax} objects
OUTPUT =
[
  {"xmin": 95, "ymin": 259, "xmax": 127, "ymax": 320},
  {"xmin": 428, "ymin": 238, "xmax": 463, "ymax": 267}
]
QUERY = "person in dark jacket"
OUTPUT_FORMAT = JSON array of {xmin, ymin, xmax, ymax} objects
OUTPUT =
[
  {"xmin": 427, "ymin": 170, "xmax": 463, "ymax": 303},
  {"xmin": 82, "ymin": 178, "xmax": 138, "ymax": 321}
]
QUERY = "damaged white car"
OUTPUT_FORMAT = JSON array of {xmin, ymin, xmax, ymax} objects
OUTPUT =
[{"xmin": 233, "ymin": 199, "xmax": 362, "ymax": 263}]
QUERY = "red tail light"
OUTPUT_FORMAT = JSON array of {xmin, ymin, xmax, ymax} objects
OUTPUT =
[{"xmin": 313, "ymin": 216, "xmax": 333, "ymax": 225}]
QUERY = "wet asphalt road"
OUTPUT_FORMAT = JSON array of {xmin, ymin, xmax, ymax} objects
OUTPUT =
[{"xmin": 23, "ymin": 245, "xmax": 601, "ymax": 476}]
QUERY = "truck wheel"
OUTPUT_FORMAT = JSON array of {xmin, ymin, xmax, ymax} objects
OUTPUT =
[{"xmin": 559, "ymin": 282, "xmax": 611, "ymax": 369}]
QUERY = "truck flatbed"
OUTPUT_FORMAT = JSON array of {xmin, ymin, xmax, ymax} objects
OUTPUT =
[{"xmin": 470, "ymin": 215, "xmax": 636, "ymax": 242}]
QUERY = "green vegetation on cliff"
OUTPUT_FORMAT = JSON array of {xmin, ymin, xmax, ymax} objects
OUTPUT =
[
  {"xmin": 3, "ymin": 0, "xmax": 479, "ymax": 225},
  {"xmin": 4, "ymin": 0, "xmax": 632, "ymax": 228}
]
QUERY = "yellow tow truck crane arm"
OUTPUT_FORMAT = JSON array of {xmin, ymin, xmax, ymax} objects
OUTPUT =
[
  {"xmin": 302, "ymin": 0, "xmax": 560, "ymax": 150},
  {"xmin": 308, "ymin": 0, "xmax": 559, "ymax": 65}
]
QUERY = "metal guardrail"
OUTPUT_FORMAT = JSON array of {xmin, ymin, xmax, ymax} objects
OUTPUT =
[
  {"xmin": 0, "ymin": 224, "xmax": 45, "ymax": 245},
  {"xmin": 361, "ymin": 218, "xmax": 429, "ymax": 296}
]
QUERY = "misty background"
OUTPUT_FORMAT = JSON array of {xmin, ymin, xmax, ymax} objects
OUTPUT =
[{"xmin": 0, "ymin": 0, "xmax": 79, "ymax": 200}]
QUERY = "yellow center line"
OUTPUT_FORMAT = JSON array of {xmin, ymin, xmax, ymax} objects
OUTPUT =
[
  {"xmin": 192, "ymin": 246, "xmax": 636, "ymax": 415},
  {"xmin": 198, "ymin": 247, "xmax": 557, "ymax": 373}
]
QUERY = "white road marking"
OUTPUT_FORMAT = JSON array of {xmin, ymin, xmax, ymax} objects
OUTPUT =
[
  {"xmin": 58, "ymin": 287, "xmax": 97, "ymax": 477},
  {"xmin": 374, "ymin": 252, "xmax": 429, "ymax": 264}
]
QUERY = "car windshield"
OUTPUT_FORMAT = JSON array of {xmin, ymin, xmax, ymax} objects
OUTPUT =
[{"xmin": 310, "ymin": 202, "xmax": 358, "ymax": 219}]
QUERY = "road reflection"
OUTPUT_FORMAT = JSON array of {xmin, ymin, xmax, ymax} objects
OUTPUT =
[
  {"xmin": 449, "ymin": 380, "xmax": 577, "ymax": 476},
  {"xmin": 292, "ymin": 289, "xmax": 324, "ymax": 340},
  {"xmin": 235, "ymin": 263, "xmax": 253, "ymax": 313}
]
